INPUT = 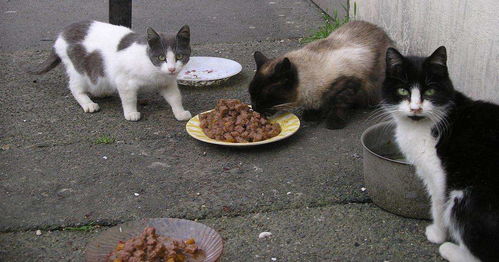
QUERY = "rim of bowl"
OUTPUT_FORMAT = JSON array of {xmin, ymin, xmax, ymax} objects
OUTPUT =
[{"xmin": 360, "ymin": 121, "xmax": 410, "ymax": 165}]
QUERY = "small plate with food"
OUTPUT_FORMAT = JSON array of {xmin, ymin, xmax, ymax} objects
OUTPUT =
[
  {"xmin": 85, "ymin": 218, "xmax": 223, "ymax": 262},
  {"xmin": 186, "ymin": 99, "xmax": 300, "ymax": 146},
  {"xmin": 177, "ymin": 57, "xmax": 242, "ymax": 87}
]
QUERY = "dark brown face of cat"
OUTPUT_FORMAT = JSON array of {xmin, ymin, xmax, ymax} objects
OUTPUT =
[{"xmin": 248, "ymin": 51, "xmax": 298, "ymax": 115}]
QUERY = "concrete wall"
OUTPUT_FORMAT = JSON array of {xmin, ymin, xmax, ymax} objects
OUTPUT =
[
  {"xmin": 311, "ymin": 0, "xmax": 349, "ymax": 18},
  {"xmin": 350, "ymin": 0, "xmax": 499, "ymax": 103}
]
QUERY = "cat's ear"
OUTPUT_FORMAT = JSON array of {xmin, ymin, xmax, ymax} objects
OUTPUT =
[
  {"xmin": 425, "ymin": 46, "xmax": 448, "ymax": 76},
  {"xmin": 427, "ymin": 46, "xmax": 447, "ymax": 66},
  {"xmin": 385, "ymin": 48, "xmax": 404, "ymax": 76},
  {"xmin": 177, "ymin": 25, "xmax": 190, "ymax": 41},
  {"xmin": 254, "ymin": 51, "xmax": 269, "ymax": 70},
  {"xmin": 274, "ymin": 57, "xmax": 291, "ymax": 75},
  {"xmin": 146, "ymin": 27, "xmax": 162, "ymax": 49},
  {"xmin": 176, "ymin": 25, "xmax": 190, "ymax": 48}
]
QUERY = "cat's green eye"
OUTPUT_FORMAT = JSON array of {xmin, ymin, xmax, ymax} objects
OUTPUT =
[
  {"xmin": 397, "ymin": 88, "xmax": 409, "ymax": 96},
  {"xmin": 158, "ymin": 55, "xmax": 166, "ymax": 61},
  {"xmin": 176, "ymin": 54, "xmax": 183, "ymax": 60},
  {"xmin": 425, "ymin": 89, "xmax": 436, "ymax": 96}
]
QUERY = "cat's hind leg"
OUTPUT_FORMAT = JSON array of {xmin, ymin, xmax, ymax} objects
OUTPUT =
[
  {"xmin": 68, "ymin": 73, "xmax": 100, "ymax": 113},
  {"xmin": 322, "ymin": 76, "xmax": 362, "ymax": 129},
  {"xmin": 439, "ymin": 242, "xmax": 480, "ymax": 262},
  {"xmin": 159, "ymin": 82, "xmax": 191, "ymax": 121}
]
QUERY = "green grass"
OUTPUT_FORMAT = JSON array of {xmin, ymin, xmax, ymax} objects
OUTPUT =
[
  {"xmin": 301, "ymin": 2, "xmax": 357, "ymax": 44},
  {"xmin": 94, "ymin": 135, "xmax": 115, "ymax": 144},
  {"xmin": 64, "ymin": 223, "xmax": 99, "ymax": 232}
]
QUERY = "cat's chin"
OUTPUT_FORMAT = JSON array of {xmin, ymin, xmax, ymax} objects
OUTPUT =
[{"xmin": 408, "ymin": 115, "xmax": 426, "ymax": 121}]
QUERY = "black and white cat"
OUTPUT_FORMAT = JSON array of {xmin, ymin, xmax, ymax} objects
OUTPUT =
[
  {"xmin": 382, "ymin": 46, "xmax": 499, "ymax": 262},
  {"xmin": 29, "ymin": 20, "xmax": 192, "ymax": 121}
]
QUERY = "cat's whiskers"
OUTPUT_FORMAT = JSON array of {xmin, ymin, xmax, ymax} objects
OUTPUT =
[
  {"xmin": 427, "ymin": 108, "xmax": 450, "ymax": 138},
  {"xmin": 369, "ymin": 102, "xmax": 401, "ymax": 124},
  {"xmin": 368, "ymin": 104, "xmax": 397, "ymax": 123},
  {"xmin": 272, "ymin": 102, "xmax": 297, "ymax": 111}
]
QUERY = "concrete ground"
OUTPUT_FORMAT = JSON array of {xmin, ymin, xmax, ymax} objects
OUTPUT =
[{"xmin": 0, "ymin": 0, "xmax": 443, "ymax": 261}]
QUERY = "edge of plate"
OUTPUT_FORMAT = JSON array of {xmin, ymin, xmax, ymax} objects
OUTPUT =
[{"xmin": 177, "ymin": 57, "xmax": 242, "ymax": 82}]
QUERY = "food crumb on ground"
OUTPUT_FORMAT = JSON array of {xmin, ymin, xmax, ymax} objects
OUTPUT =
[
  {"xmin": 361, "ymin": 187, "xmax": 366, "ymax": 192},
  {"xmin": 35, "ymin": 230, "xmax": 42, "ymax": 236},
  {"xmin": 258, "ymin": 231, "xmax": 272, "ymax": 239},
  {"xmin": 133, "ymin": 193, "xmax": 140, "ymax": 196}
]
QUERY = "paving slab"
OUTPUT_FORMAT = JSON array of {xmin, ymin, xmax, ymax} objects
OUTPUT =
[
  {"xmin": 0, "ymin": 0, "xmax": 323, "ymax": 52},
  {"xmin": 0, "ymin": 39, "xmax": 381, "ymax": 231},
  {"xmin": 0, "ymin": 204, "xmax": 443, "ymax": 262},
  {"xmin": 0, "ymin": 2, "xmax": 443, "ymax": 261}
]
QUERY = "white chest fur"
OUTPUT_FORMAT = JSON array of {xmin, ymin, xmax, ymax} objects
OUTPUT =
[{"xmin": 394, "ymin": 118, "xmax": 445, "ymax": 183}]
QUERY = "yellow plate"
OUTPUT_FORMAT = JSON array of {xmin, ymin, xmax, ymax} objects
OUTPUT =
[{"xmin": 186, "ymin": 110, "xmax": 300, "ymax": 146}]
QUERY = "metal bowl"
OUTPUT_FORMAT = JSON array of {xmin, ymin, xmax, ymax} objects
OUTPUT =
[{"xmin": 361, "ymin": 122, "xmax": 430, "ymax": 219}]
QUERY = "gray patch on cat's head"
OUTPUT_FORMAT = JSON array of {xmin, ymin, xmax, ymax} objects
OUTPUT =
[
  {"xmin": 62, "ymin": 20, "xmax": 93, "ymax": 44},
  {"xmin": 145, "ymin": 25, "xmax": 191, "ymax": 67},
  {"xmin": 67, "ymin": 43, "xmax": 104, "ymax": 84},
  {"xmin": 117, "ymin": 33, "xmax": 147, "ymax": 51},
  {"xmin": 146, "ymin": 27, "xmax": 165, "ymax": 67},
  {"xmin": 174, "ymin": 25, "xmax": 191, "ymax": 64}
]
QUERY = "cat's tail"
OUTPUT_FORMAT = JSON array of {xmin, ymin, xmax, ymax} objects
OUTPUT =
[{"xmin": 27, "ymin": 48, "xmax": 61, "ymax": 75}]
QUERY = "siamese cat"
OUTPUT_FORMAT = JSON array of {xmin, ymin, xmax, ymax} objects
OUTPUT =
[{"xmin": 249, "ymin": 21, "xmax": 393, "ymax": 129}]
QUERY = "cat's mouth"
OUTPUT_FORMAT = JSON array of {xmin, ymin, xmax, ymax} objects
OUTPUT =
[{"xmin": 408, "ymin": 115, "xmax": 426, "ymax": 121}]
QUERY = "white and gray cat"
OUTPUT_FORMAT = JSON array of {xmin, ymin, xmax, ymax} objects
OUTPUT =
[{"xmin": 29, "ymin": 20, "xmax": 192, "ymax": 121}]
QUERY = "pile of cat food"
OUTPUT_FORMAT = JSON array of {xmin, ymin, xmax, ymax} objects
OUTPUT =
[
  {"xmin": 199, "ymin": 99, "xmax": 281, "ymax": 143},
  {"xmin": 107, "ymin": 227, "xmax": 200, "ymax": 262}
]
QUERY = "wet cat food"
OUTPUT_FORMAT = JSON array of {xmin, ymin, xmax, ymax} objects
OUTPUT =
[
  {"xmin": 199, "ymin": 99, "xmax": 281, "ymax": 143},
  {"xmin": 107, "ymin": 227, "xmax": 200, "ymax": 262}
]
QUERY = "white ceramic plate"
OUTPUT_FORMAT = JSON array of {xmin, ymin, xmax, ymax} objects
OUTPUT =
[{"xmin": 177, "ymin": 56, "xmax": 242, "ymax": 87}]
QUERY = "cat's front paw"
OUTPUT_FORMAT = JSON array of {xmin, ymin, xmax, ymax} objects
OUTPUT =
[
  {"xmin": 174, "ymin": 110, "xmax": 192, "ymax": 121},
  {"xmin": 425, "ymin": 224, "xmax": 447, "ymax": 244},
  {"xmin": 124, "ymin": 111, "xmax": 141, "ymax": 121},
  {"xmin": 439, "ymin": 242, "xmax": 460, "ymax": 261},
  {"xmin": 82, "ymin": 102, "xmax": 100, "ymax": 113}
]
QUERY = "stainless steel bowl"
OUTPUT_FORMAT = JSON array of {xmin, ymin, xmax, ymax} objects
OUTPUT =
[{"xmin": 361, "ymin": 121, "xmax": 431, "ymax": 219}]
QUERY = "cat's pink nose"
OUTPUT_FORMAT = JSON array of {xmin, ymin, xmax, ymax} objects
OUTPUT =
[
  {"xmin": 168, "ymin": 68, "xmax": 176, "ymax": 73},
  {"xmin": 410, "ymin": 108, "xmax": 422, "ymax": 114}
]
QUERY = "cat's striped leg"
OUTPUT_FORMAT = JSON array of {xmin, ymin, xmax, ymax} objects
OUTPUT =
[
  {"xmin": 68, "ymin": 73, "xmax": 100, "ymax": 113},
  {"xmin": 160, "ymin": 82, "xmax": 191, "ymax": 121}
]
